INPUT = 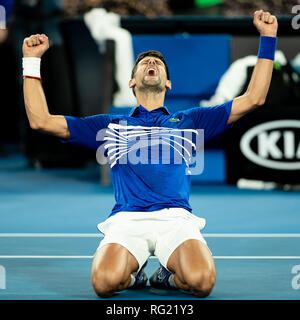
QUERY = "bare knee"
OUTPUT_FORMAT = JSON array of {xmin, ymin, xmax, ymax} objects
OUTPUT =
[
  {"xmin": 91, "ymin": 268, "xmax": 126, "ymax": 298},
  {"xmin": 90, "ymin": 244, "xmax": 139, "ymax": 298},
  {"xmin": 185, "ymin": 271, "xmax": 216, "ymax": 298}
]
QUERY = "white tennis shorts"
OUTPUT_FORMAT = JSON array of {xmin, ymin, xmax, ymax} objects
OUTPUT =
[{"xmin": 96, "ymin": 207, "xmax": 208, "ymax": 272}]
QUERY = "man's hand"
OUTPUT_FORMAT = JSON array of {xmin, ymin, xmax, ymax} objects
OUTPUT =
[
  {"xmin": 253, "ymin": 10, "xmax": 278, "ymax": 37},
  {"xmin": 22, "ymin": 34, "xmax": 50, "ymax": 58}
]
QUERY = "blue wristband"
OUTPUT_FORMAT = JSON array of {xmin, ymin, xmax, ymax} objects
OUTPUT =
[{"xmin": 258, "ymin": 36, "xmax": 277, "ymax": 60}]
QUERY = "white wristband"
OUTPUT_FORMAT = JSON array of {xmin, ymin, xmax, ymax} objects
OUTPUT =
[{"xmin": 22, "ymin": 57, "xmax": 41, "ymax": 79}]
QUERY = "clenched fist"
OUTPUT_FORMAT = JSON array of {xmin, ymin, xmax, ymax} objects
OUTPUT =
[
  {"xmin": 253, "ymin": 10, "xmax": 278, "ymax": 37},
  {"xmin": 22, "ymin": 34, "xmax": 50, "ymax": 58}
]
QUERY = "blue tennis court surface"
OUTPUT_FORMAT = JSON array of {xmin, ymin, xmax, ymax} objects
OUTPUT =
[{"xmin": 1, "ymin": 153, "xmax": 300, "ymax": 300}]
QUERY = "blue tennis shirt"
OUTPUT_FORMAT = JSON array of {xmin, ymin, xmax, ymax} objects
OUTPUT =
[{"xmin": 61, "ymin": 101, "xmax": 233, "ymax": 217}]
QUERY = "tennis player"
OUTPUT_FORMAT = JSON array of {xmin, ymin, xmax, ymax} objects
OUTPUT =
[{"xmin": 22, "ymin": 10, "xmax": 278, "ymax": 298}]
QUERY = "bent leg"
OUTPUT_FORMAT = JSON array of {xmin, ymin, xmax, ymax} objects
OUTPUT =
[
  {"xmin": 167, "ymin": 239, "xmax": 216, "ymax": 298},
  {"xmin": 91, "ymin": 243, "xmax": 139, "ymax": 298}
]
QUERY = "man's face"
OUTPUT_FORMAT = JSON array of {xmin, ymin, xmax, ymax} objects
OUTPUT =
[{"xmin": 129, "ymin": 56, "xmax": 171, "ymax": 94}]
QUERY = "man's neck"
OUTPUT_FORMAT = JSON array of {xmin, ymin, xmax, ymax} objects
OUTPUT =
[{"xmin": 135, "ymin": 91, "xmax": 165, "ymax": 111}]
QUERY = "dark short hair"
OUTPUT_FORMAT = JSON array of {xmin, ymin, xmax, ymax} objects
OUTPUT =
[{"xmin": 131, "ymin": 50, "xmax": 170, "ymax": 80}]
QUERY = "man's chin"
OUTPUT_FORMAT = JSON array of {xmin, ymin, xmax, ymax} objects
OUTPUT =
[
  {"xmin": 144, "ymin": 75, "xmax": 159, "ymax": 83},
  {"xmin": 140, "ymin": 84, "xmax": 164, "ymax": 93},
  {"xmin": 139, "ymin": 77, "xmax": 164, "ymax": 92}
]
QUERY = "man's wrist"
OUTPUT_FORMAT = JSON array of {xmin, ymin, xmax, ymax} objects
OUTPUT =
[
  {"xmin": 23, "ymin": 54, "xmax": 43, "ymax": 58},
  {"xmin": 258, "ymin": 36, "xmax": 277, "ymax": 60},
  {"xmin": 260, "ymin": 32, "xmax": 277, "ymax": 37},
  {"xmin": 22, "ymin": 57, "xmax": 42, "ymax": 80}
]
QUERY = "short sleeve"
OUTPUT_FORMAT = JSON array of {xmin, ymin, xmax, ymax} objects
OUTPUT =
[
  {"xmin": 184, "ymin": 100, "xmax": 233, "ymax": 142},
  {"xmin": 60, "ymin": 114, "xmax": 111, "ymax": 151}
]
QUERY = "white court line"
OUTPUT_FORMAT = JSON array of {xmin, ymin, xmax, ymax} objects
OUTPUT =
[
  {"xmin": 0, "ymin": 256, "xmax": 300, "ymax": 259},
  {"xmin": 214, "ymin": 256, "xmax": 300, "ymax": 259},
  {"xmin": 204, "ymin": 234, "xmax": 300, "ymax": 237},
  {"xmin": 0, "ymin": 256, "xmax": 94, "ymax": 259},
  {"xmin": 1, "ymin": 234, "xmax": 299, "ymax": 259},
  {"xmin": 0, "ymin": 233, "xmax": 300, "ymax": 237},
  {"xmin": 0, "ymin": 233, "xmax": 101, "ymax": 237}
]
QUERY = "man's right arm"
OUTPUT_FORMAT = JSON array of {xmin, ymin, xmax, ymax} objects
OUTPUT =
[{"xmin": 22, "ymin": 34, "xmax": 70, "ymax": 139}]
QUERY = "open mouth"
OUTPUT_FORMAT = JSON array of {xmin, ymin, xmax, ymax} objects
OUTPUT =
[{"xmin": 147, "ymin": 68, "xmax": 156, "ymax": 76}]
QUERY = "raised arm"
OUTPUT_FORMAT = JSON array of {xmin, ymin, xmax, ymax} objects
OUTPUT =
[
  {"xmin": 228, "ymin": 10, "xmax": 278, "ymax": 125},
  {"xmin": 22, "ymin": 34, "xmax": 70, "ymax": 139}
]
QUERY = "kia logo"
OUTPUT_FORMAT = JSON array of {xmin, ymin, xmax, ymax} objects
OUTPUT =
[{"xmin": 240, "ymin": 120, "xmax": 300, "ymax": 170}]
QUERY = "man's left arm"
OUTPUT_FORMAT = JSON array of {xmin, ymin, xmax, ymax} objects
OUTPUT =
[{"xmin": 228, "ymin": 10, "xmax": 278, "ymax": 125}]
